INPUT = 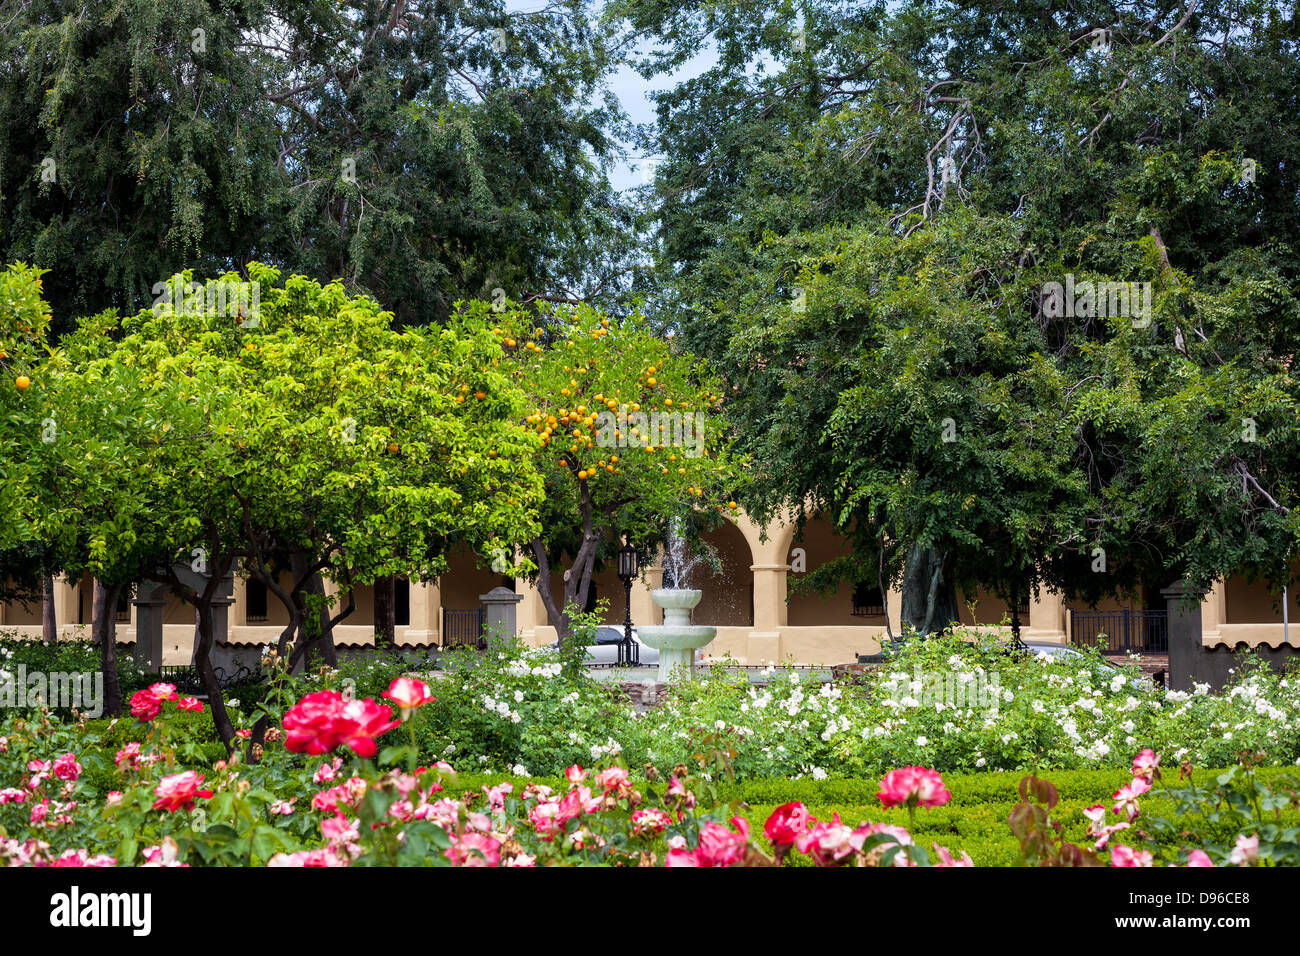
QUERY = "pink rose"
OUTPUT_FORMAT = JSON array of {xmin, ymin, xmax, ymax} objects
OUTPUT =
[
  {"xmin": 692, "ymin": 818, "xmax": 750, "ymax": 867},
  {"xmin": 877, "ymin": 766, "xmax": 951, "ymax": 809},
  {"xmin": 1110, "ymin": 844, "xmax": 1153, "ymax": 867},
  {"xmin": 630, "ymin": 807, "xmax": 672, "ymax": 838},
  {"xmin": 445, "ymin": 832, "xmax": 502, "ymax": 867},
  {"xmin": 151, "ymin": 771, "xmax": 213, "ymax": 813},
  {"xmin": 1111, "ymin": 777, "xmax": 1150, "ymax": 821},
  {"xmin": 1186, "ymin": 849, "xmax": 1215, "ymax": 867},
  {"xmin": 147, "ymin": 683, "xmax": 178, "ymax": 702},
  {"xmin": 129, "ymin": 690, "xmax": 163, "ymax": 722},
  {"xmin": 1131, "ymin": 749, "xmax": 1160, "ymax": 780},
  {"xmin": 596, "ymin": 767, "xmax": 630, "ymax": 792},
  {"xmin": 382, "ymin": 677, "xmax": 436, "ymax": 712},
  {"xmin": 177, "ymin": 696, "xmax": 204, "ymax": 712},
  {"xmin": 933, "ymin": 844, "xmax": 974, "ymax": 867},
  {"xmin": 51, "ymin": 753, "xmax": 81, "ymax": 782},
  {"xmin": 1230, "ymin": 834, "xmax": 1259, "ymax": 866},
  {"xmin": 282, "ymin": 690, "xmax": 399, "ymax": 757}
]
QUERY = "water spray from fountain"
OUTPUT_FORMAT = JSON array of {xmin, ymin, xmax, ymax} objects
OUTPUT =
[{"xmin": 664, "ymin": 517, "xmax": 700, "ymax": 590}]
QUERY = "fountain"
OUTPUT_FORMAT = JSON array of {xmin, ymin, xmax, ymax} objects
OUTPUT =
[{"xmin": 637, "ymin": 589, "xmax": 715, "ymax": 682}]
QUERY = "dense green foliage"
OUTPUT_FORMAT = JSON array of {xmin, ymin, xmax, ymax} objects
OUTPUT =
[
  {"xmin": 0, "ymin": 0, "xmax": 635, "ymax": 332},
  {"xmin": 619, "ymin": 0, "xmax": 1300, "ymax": 623}
]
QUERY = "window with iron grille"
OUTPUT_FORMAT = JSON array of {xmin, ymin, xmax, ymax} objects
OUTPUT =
[
  {"xmin": 246, "ymin": 579, "xmax": 268, "ymax": 623},
  {"xmin": 851, "ymin": 582, "xmax": 885, "ymax": 617}
]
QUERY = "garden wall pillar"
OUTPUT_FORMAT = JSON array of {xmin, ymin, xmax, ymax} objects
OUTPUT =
[
  {"xmin": 210, "ymin": 573, "xmax": 235, "ymax": 648},
  {"xmin": 480, "ymin": 586, "xmax": 524, "ymax": 643},
  {"xmin": 231, "ymin": 573, "xmax": 248, "ymax": 627},
  {"xmin": 1162, "ymin": 579, "xmax": 1207, "ymax": 692},
  {"xmin": 132, "ymin": 582, "xmax": 169, "ymax": 672}
]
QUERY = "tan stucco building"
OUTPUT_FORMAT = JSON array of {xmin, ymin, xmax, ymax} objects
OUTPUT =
[{"xmin": 2, "ymin": 511, "xmax": 1297, "ymax": 665}]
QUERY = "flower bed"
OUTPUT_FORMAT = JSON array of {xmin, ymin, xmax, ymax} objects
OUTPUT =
[
  {"xmin": 1, "ymin": 676, "xmax": 1296, "ymax": 867},
  {"xmin": 265, "ymin": 630, "xmax": 1300, "ymax": 781}
]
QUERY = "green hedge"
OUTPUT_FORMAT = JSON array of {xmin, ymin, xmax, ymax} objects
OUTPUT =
[{"xmin": 438, "ymin": 765, "xmax": 1298, "ymax": 866}]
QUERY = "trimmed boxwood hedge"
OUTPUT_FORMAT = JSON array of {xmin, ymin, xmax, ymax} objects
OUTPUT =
[{"xmin": 438, "ymin": 766, "xmax": 1299, "ymax": 866}]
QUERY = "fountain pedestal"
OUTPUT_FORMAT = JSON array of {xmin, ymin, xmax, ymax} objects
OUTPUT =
[{"xmin": 637, "ymin": 589, "xmax": 716, "ymax": 682}]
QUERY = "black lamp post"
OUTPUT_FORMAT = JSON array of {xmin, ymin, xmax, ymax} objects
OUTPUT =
[{"xmin": 617, "ymin": 542, "xmax": 639, "ymax": 666}]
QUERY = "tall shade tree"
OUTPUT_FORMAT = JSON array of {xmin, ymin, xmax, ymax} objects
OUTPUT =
[
  {"xmin": 0, "ymin": 0, "xmax": 637, "ymax": 335},
  {"xmin": 623, "ymin": 0, "xmax": 1300, "ymax": 626}
]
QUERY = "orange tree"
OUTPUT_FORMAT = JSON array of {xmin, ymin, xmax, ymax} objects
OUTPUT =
[
  {"xmin": 454, "ymin": 298, "xmax": 742, "ymax": 643},
  {"xmin": 0, "ymin": 263, "xmax": 55, "ymax": 602},
  {"xmin": 41, "ymin": 267, "xmax": 541, "ymax": 739}
]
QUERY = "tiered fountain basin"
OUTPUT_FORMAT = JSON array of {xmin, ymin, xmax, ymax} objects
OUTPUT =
[{"xmin": 636, "ymin": 588, "xmax": 715, "ymax": 682}]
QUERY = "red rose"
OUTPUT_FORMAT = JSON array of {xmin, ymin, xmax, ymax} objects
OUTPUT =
[
  {"xmin": 283, "ymin": 690, "xmax": 398, "ymax": 757},
  {"xmin": 763, "ymin": 801, "xmax": 811, "ymax": 846},
  {"xmin": 152, "ymin": 771, "xmax": 214, "ymax": 813},
  {"xmin": 129, "ymin": 690, "xmax": 163, "ymax": 722}
]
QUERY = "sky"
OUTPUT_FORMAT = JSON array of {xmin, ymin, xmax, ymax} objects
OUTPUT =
[{"xmin": 504, "ymin": 0, "xmax": 719, "ymax": 193}]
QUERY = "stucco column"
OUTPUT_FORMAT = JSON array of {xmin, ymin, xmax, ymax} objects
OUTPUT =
[
  {"xmin": 53, "ymin": 577, "xmax": 79, "ymax": 636},
  {"xmin": 1200, "ymin": 579, "xmax": 1226, "ymax": 643},
  {"xmin": 886, "ymin": 585, "xmax": 903, "ymax": 637},
  {"xmin": 751, "ymin": 564, "xmax": 790, "ymax": 630},
  {"xmin": 632, "ymin": 562, "xmax": 664, "ymax": 627},
  {"xmin": 514, "ymin": 577, "xmax": 546, "ymax": 644},
  {"xmin": 1029, "ymin": 587, "xmax": 1066, "ymax": 640},
  {"xmin": 230, "ymin": 573, "xmax": 248, "ymax": 627},
  {"xmin": 405, "ymin": 578, "xmax": 440, "ymax": 644}
]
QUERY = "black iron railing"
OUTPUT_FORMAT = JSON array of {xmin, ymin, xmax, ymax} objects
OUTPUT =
[
  {"xmin": 1070, "ymin": 609, "xmax": 1168, "ymax": 653},
  {"xmin": 441, "ymin": 608, "xmax": 485, "ymax": 648}
]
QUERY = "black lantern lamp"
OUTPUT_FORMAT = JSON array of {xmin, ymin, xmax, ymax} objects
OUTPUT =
[{"xmin": 617, "ymin": 542, "xmax": 639, "ymax": 666}]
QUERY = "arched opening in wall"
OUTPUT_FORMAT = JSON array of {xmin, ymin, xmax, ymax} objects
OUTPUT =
[
  {"xmin": 542, "ymin": 560, "xmax": 622, "ymax": 626},
  {"xmin": 438, "ymin": 545, "xmax": 515, "ymax": 641},
  {"xmin": 690, "ymin": 519, "xmax": 754, "ymax": 628},
  {"xmin": 76, "ymin": 574, "xmax": 94, "ymax": 625},
  {"xmin": 2, "ymin": 585, "xmax": 41, "ymax": 625},
  {"xmin": 1224, "ymin": 565, "xmax": 1300, "ymax": 624},
  {"xmin": 395, "ymin": 577, "xmax": 410, "ymax": 626},
  {"xmin": 956, "ymin": 586, "xmax": 1019, "ymax": 627},
  {"xmin": 115, "ymin": 588, "xmax": 132, "ymax": 623},
  {"xmin": 786, "ymin": 516, "xmax": 878, "ymax": 627}
]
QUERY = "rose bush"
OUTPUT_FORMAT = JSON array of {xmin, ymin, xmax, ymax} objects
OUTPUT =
[
  {"xmin": 286, "ymin": 630, "xmax": 1300, "ymax": 782},
  {"xmin": 3, "ymin": 680, "xmax": 1294, "ymax": 866}
]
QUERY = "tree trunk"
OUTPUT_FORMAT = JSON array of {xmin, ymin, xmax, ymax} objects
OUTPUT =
[
  {"xmin": 287, "ymin": 552, "xmax": 338, "ymax": 669},
  {"xmin": 373, "ymin": 574, "xmax": 396, "ymax": 647},
  {"xmin": 193, "ymin": 601, "xmax": 236, "ymax": 752},
  {"xmin": 91, "ymin": 581, "xmax": 122, "ymax": 717},
  {"xmin": 41, "ymin": 573, "xmax": 56, "ymax": 645},
  {"xmin": 190, "ymin": 607, "xmax": 202, "ymax": 667},
  {"xmin": 900, "ymin": 542, "xmax": 961, "ymax": 637},
  {"xmin": 307, "ymin": 572, "xmax": 339, "ymax": 667}
]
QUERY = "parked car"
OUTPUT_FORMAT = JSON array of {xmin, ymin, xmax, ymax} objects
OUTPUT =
[
  {"xmin": 1021, "ymin": 641, "xmax": 1157, "ymax": 688},
  {"xmin": 549, "ymin": 626, "xmax": 707, "ymax": 667}
]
